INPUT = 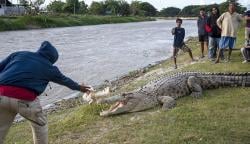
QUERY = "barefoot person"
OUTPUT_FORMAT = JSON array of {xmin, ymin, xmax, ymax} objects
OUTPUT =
[
  {"xmin": 245, "ymin": 5, "xmax": 250, "ymax": 41},
  {"xmin": 241, "ymin": 34, "xmax": 250, "ymax": 63},
  {"xmin": 215, "ymin": 2, "xmax": 242, "ymax": 63},
  {"xmin": 172, "ymin": 18, "xmax": 194, "ymax": 69},
  {"xmin": 206, "ymin": 6, "xmax": 223, "ymax": 61},
  {"xmin": 197, "ymin": 8, "xmax": 208, "ymax": 58},
  {"xmin": 0, "ymin": 41, "xmax": 92, "ymax": 144}
]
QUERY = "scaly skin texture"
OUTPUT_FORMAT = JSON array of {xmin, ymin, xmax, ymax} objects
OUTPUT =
[{"xmin": 97, "ymin": 72, "xmax": 250, "ymax": 116}]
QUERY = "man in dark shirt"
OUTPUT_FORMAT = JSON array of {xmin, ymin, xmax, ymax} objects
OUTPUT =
[
  {"xmin": 207, "ymin": 7, "xmax": 223, "ymax": 61},
  {"xmin": 197, "ymin": 8, "xmax": 208, "ymax": 58},
  {"xmin": 172, "ymin": 18, "xmax": 194, "ymax": 69}
]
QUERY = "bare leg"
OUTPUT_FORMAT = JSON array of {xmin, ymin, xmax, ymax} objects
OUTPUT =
[
  {"xmin": 173, "ymin": 48, "xmax": 179, "ymax": 69},
  {"xmin": 187, "ymin": 49, "xmax": 194, "ymax": 60},
  {"xmin": 204, "ymin": 41, "xmax": 208, "ymax": 56},
  {"xmin": 200, "ymin": 42, "xmax": 204, "ymax": 57},
  {"xmin": 215, "ymin": 49, "xmax": 222, "ymax": 63}
]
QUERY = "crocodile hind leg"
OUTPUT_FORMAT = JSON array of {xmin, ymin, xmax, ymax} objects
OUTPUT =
[
  {"xmin": 158, "ymin": 96, "xmax": 176, "ymax": 110},
  {"xmin": 187, "ymin": 76, "xmax": 203, "ymax": 98}
]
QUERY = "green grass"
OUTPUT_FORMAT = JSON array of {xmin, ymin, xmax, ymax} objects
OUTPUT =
[
  {"xmin": 0, "ymin": 15, "xmax": 154, "ymax": 31},
  {"xmin": 4, "ymin": 23, "xmax": 250, "ymax": 143}
]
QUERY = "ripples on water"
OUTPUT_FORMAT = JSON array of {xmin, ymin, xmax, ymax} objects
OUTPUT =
[{"xmin": 0, "ymin": 20, "xmax": 197, "ymax": 106}]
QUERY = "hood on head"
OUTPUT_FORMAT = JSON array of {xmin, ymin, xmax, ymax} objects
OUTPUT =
[{"xmin": 37, "ymin": 41, "xmax": 59, "ymax": 64}]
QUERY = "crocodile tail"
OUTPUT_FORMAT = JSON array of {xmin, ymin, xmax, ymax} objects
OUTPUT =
[{"xmin": 216, "ymin": 72, "xmax": 250, "ymax": 87}]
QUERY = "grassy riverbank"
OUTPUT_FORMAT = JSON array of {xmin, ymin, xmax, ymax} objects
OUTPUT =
[
  {"xmin": 0, "ymin": 15, "xmax": 154, "ymax": 31},
  {"xmin": 5, "ymin": 24, "xmax": 250, "ymax": 143}
]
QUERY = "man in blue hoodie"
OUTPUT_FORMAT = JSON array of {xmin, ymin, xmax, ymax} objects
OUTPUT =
[{"xmin": 0, "ymin": 41, "xmax": 92, "ymax": 144}]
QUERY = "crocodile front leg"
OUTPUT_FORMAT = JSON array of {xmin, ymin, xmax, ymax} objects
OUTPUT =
[
  {"xmin": 187, "ymin": 76, "xmax": 203, "ymax": 98},
  {"xmin": 158, "ymin": 96, "xmax": 176, "ymax": 110}
]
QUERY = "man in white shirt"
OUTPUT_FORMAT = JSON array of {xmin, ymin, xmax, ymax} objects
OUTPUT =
[{"xmin": 215, "ymin": 2, "xmax": 242, "ymax": 63}]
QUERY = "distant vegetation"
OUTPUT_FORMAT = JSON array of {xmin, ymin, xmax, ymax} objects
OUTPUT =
[
  {"xmin": 159, "ymin": 0, "xmax": 246, "ymax": 17},
  {"xmin": 0, "ymin": 0, "xmax": 246, "ymax": 31},
  {"xmin": 0, "ymin": 15, "xmax": 154, "ymax": 31}
]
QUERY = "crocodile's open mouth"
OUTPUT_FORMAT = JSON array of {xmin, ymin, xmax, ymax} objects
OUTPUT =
[
  {"xmin": 98, "ymin": 92, "xmax": 139, "ymax": 116},
  {"xmin": 100, "ymin": 101, "xmax": 127, "ymax": 116}
]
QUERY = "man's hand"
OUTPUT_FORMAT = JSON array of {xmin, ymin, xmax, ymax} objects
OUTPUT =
[{"xmin": 80, "ymin": 85, "xmax": 94, "ymax": 94}]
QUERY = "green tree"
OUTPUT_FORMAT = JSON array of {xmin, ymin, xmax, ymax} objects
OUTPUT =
[
  {"xmin": 29, "ymin": 0, "xmax": 45, "ymax": 13},
  {"xmin": 89, "ymin": 1, "xmax": 105, "ymax": 15},
  {"xmin": 130, "ymin": 1, "xmax": 141, "ymax": 16},
  {"xmin": 104, "ymin": 0, "xmax": 120, "ymax": 15},
  {"xmin": 19, "ymin": 0, "xmax": 30, "ymax": 13},
  {"xmin": 179, "ymin": 5, "xmax": 200, "ymax": 17},
  {"xmin": 219, "ymin": 0, "xmax": 246, "ymax": 13},
  {"xmin": 79, "ymin": 1, "xmax": 88, "ymax": 14},
  {"xmin": 19, "ymin": 0, "xmax": 29, "ymax": 7},
  {"xmin": 63, "ymin": 0, "xmax": 80, "ymax": 14},
  {"xmin": 117, "ymin": 0, "xmax": 130, "ymax": 16},
  {"xmin": 159, "ymin": 7, "xmax": 181, "ymax": 17},
  {"xmin": 139, "ymin": 2, "xmax": 157, "ymax": 16},
  {"xmin": 47, "ymin": 0, "xmax": 65, "ymax": 13}
]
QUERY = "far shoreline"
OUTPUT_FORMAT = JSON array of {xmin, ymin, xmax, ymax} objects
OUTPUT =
[
  {"xmin": 156, "ymin": 17, "xmax": 197, "ymax": 20},
  {"xmin": 0, "ymin": 15, "xmax": 155, "ymax": 32}
]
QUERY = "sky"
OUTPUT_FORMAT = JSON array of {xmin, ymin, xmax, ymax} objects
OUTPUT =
[{"xmin": 10, "ymin": 0, "xmax": 250, "ymax": 10}]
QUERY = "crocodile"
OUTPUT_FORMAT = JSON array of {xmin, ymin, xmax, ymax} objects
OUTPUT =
[{"xmin": 97, "ymin": 72, "xmax": 250, "ymax": 116}]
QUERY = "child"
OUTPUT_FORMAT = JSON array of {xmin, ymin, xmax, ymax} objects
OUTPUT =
[{"xmin": 172, "ymin": 18, "xmax": 194, "ymax": 69}]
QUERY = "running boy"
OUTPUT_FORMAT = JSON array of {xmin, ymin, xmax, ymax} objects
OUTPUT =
[{"xmin": 172, "ymin": 18, "xmax": 194, "ymax": 69}]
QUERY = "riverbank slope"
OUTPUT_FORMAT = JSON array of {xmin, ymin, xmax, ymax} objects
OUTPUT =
[
  {"xmin": 0, "ymin": 15, "xmax": 154, "ymax": 31},
  {"xmin": 5, "ymin": 24, "xmax": 250, "ymax": 143}
]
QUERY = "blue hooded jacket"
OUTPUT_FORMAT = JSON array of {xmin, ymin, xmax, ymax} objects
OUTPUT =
[{"xmin": 0, "ymin": 41, "xmax": 80, "ymax": 95}]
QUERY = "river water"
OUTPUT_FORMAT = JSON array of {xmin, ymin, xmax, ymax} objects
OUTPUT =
[{"xmin": 0, "ymin": 20, "xmax": 197, "ymax": 106}]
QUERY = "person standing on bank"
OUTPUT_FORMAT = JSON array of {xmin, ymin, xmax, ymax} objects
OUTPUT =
[
  {"xmin": 0, "ymin": 41, "xmax": 92, "ymax": 144},
  {"xmin": 172, "ymin": 18, "xmax": 194, "ymax": 69},
  {"xmin": 241, "ymin": 34, "xmax": 250, "ymax": 63},
  {"xmin": 242, "ymin": 6, "xmax": 250, "ymax": 63},
  {"xmin": 206, "ymin": 7, "xmax": 222, "ymax": 61},
  {"xmin": 215, "ymin": 2, "xmax": 242, "ymax": 63},
  {"xmin": 197, "ymin": 8, "xmax": 209, "ymax": 58},
  {"xmin": 244, "ymin": 6, "xmax": 250, "ymax": 41}
]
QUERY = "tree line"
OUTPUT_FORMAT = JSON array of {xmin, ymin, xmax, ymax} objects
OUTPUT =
[
  {"xmin": 19, "ymin": 0, "xmax": 246, "ymax": 16},
  {"xmin": 160, "ymin": 0, "xmax": 246, "ymax": 17},
  {"xmin": 46, "ymin": 0, "xmax": 157, "ymax": 16}
]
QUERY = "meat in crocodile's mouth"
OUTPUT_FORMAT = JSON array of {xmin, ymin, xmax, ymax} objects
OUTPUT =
[{"xmin": 110, "ymin": 101, "xmax": 125, "ymax": 112}]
